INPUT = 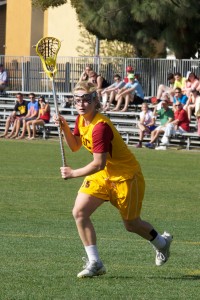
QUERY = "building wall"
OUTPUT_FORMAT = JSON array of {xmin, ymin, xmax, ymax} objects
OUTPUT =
[
  {"xmin": 4, "ymin": 0, "xmax": 81, "ymax": 57},
  {"xmin": 5, "ymin": 0, "xmax": 44, "ymax": 56},
  {"xmin": 0, "ymin": 4, "xmax": 6, "ymax": 55},
  {"xmin": 46, "ymin": 3, "xmax": 81, "ymax": 57}
]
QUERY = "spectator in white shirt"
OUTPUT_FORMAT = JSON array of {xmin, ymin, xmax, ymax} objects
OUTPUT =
[{"xmin": 0, "ymin": 64, "xmax": 8, "ymax": 92}]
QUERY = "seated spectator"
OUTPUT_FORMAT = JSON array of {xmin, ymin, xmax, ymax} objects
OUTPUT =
[
  {"xmin": 101, "ymin": 74, "xmax": 125, "ymax": 111},
  {"xmin": 135, "ymin": 102, "xmax": 156, "ymax": 148},
  {"xmin": 174, "ymin": 72, "xmax": 186, "ymax": 90},
  {"xmin": 0, "ymin": 93, "xmax": 28, "ymax": 138},
  {"xmin": 0, "ymin": 64, "xmax": 8, "ymax": 92},
  {"xmin": 26, "ymin": 96, "xmax": 51, "ymax": 140},
  {"xmin": 182, "ymin": 71, "xmax": 199, "ymax": 97},
  {"xmin": 155, "ymin": 101, "xmax": 190, "ymax": 149},
  {"xmin": 194, "ymin": 95, "xmax": 200, "ymax": 135},
  {"xmin": 156, "ymin": 73, "xmax": 175, "ymax": 102},
  {"xmin": 173, "ymin": 87, "xmax": 187, "ymax": 110},
  {"xmin": 79, "ymin": 65, "xmax": 93, "ymax": 82},
  {"xmin": 113, "ymin": 73, "xmax": 144, "ymax": 112},
  {"xmin": 123, "ymin": 66, "xmax": 134, "ymax": 83},
  {"xmin": 184, "ymin": 89, "xmax": 199, "ymax": 121},
  {"xmin": 145, "ymin": 100, "xmax": 174, "ymax": 149},
  {"xmin": 88, "ymin": 71, "xmax": 109, "ymax": 97},
  {"xmin": 16, "ymin": 93, "xmax": 39, "ymax": 139}
]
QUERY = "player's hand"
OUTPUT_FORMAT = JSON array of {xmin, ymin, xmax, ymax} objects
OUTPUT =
[
  {"xmin": 60, "ymin": 166, "xmax": 73, "ymax": 179},
  {"xmin": 53, "ymin": 114, "xmax": 66, "ymax": 127}
]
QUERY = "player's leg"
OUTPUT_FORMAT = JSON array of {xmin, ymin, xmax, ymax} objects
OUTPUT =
[
  {"xmin": 114, "ymin": 172, "xmax": 172, "ymax": 266},
  {"xmin": 72, "ymin": 192, "xmax": 106, "ymax": 278}
]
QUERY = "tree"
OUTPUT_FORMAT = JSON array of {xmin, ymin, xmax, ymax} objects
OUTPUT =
[
  {"xmin": 76, "ymin": 25, "xmax": 136, "ymax": 57},
  {"xmin": 32, "ymin": 0, "xmax": 200, "ymax": 58}
]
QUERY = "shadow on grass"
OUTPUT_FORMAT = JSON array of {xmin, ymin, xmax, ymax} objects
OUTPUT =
[{"xmin": 107, "ymin": 274, "xmax": 200, "ymax": 280}]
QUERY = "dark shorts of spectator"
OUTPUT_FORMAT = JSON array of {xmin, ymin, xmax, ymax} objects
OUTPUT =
[
  {"xmin": 133, "ymin": 95, "xmax": 144, "ymax": 105},
  {"xmin": 146, "ymin": 125, "xmax": 157, "ymax": 132},
  {"xmin": 39, "ymin": 118, "xmax": 49, "ymax": 124}
]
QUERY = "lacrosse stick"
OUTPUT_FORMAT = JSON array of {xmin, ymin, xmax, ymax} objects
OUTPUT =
[{"xmin": 35, "ymin": 37, "xmax": 66, "ymax": 167}]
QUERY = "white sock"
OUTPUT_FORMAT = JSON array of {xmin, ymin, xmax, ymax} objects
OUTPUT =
[
  {"xmin": 150, "ymin": 234, "xmax": 166, "ymax": 250},
  {"xmin": 84, "ymin": 245, "xmax": 100, "ymax": 262}
]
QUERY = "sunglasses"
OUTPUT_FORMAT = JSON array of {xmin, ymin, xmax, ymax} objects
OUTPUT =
[{"xmin": 175, "ymin": 104, "xmax": 181, "ymax": 106}]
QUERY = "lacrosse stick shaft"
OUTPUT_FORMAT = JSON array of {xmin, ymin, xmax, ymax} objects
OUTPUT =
[{"xmin": 52, "ymin": 78, "xmax": 67, "ymax": 167}]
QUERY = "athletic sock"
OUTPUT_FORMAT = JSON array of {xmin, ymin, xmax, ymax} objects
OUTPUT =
[
  {"xmin": 149, "ymin": 230, "xmax": 166, "ymax": 249},
  {"xmin": 84, "ymin": 245, "xmax": 100, "ymax": 262}
]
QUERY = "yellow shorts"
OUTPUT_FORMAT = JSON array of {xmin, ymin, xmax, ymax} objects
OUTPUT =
[{"xmin": 79, "ymin": 171, "xmax": 145, "ymax": 221}]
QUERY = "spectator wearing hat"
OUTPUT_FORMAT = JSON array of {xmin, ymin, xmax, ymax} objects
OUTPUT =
[
  {"xmin": 113, "ymin": 73, "xmax": 144, "ymax": 112},
  {"xmin": 124, "ymin": 66, "xmax": 134, "ymax": 83},
  {"xmin": 0, "ymin": 64, "xmax": 8, "ymax": 92}
]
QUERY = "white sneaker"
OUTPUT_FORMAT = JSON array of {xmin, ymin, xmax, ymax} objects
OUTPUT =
[
  {"xmin": 77, "ymin": 257, "xmax": 106, "ymax": 278},
  {"xmin": 155, "ymin": 146, "xmax": 167, "ymax": 150},
  {"xmin": 161, "ymin": 136, "xmax": 169, "ymax": 145},
  {"xmin": 155, "ymin": 232, "xmax": 173, "ymax": 266}
]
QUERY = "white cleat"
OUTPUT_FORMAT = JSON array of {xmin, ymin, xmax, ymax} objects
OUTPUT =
[
  {"xmin": 155, "ymin": 232, "xmax": 173, "ymax": 266},
  {"xmin": 77, "ymin": 257, "xmax": 106, "ymax": 278}
]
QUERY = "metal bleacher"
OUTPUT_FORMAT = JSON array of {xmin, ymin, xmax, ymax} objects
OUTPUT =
[{"xmin": 0, "ymin": 93, "xmax": 199, "ymax": 150}]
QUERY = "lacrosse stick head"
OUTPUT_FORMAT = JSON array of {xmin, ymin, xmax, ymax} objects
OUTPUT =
[{"xmin": 35, "ymin": 37, "xmax": 61, "ymax": 79}]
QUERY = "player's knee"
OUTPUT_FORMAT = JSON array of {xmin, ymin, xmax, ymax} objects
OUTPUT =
[
  {"xmin": 123, "ymin": 218, "xmax": 141, "ymax": 233},
  {"xmin": 72, "ymin": 206, "xmax": 84, "ymax": 222}
]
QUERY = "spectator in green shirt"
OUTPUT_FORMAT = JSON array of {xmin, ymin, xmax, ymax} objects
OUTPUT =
[{"xmin": 145, "ymin": 100, "xmax": 174, "ymax": 149}]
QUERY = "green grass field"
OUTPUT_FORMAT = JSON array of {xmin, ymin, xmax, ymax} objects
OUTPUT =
[{"xmin": 0, "ymin": 139, "xmax": 200, "ymax": 300}]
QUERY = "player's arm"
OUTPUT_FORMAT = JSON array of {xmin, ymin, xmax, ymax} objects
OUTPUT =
[
  {"xmin": 58, "ymin": 115, "xmax": 82, "ymax": 152},
  {"xmin": 60, "ymin": 152, "xmax": 107, "ymax": 179}
]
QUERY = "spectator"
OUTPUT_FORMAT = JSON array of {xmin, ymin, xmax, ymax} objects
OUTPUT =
[
  {"xmin": 136, "ymin": 102, "xmax": 156, "ymax": 148},
  {"xmin": 101, "ymin": 74, "xmax": 125, "ymax": 111},
  {"xmin": 113, "ymin": 73, "xmax": 144, "ymax": 112},
  {"xmin": 123, "ymin": 66, "xmax": 134, "ymax": 83},
  {"xmin": 16, "ymin": 93, "xmax": 39, "ymax": 139},
  {"xmin": 79, "ymin": 65, "xmax": 93, "ymax": 82},
  {"xmin": 184, "ymin": 89, "xmax": 199, "ymax": 121},
  {"xmin": 0, "ymin": 64, "xmax": 8, "ymax": 92},
  {"xmin": 26, "ymin": 96, "xmax": 51, "ymax": 140},
  {"xmin": 156, "ymin": 73, "xmax": 175, "ymax": 102},
  {"xmin": 173, "ymin": 72, "xmax": 186, "ymax": 90},
  {"xmin": 155, "ymin": 101, "xmax": 190, "ymax": 150},
  {"xmin": 172, "ymin": 87, "xmax": 187, "ymax": 110},
  {"xmin": 88, "ymin": 71, "xmax": 109, "ymax": 97},
  {"xmin": 194, "ymin": 95, "xmax": 200, "ymax": 135},
  {"xmin": 0, "ymin": 93, "xmax": 28, "ymax": 138},
  {"xmin": 145, "ymin": 100, "xmax": 174, "ymax": 149},
  {"xmin": 182, "ymin": 71, "xmax": 199, "ymax": 97}
]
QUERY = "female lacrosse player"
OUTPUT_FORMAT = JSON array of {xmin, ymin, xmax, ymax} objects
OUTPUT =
[{"xmin": 56, "ymin": 82, "xmax": 173, "ymax": 278}]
